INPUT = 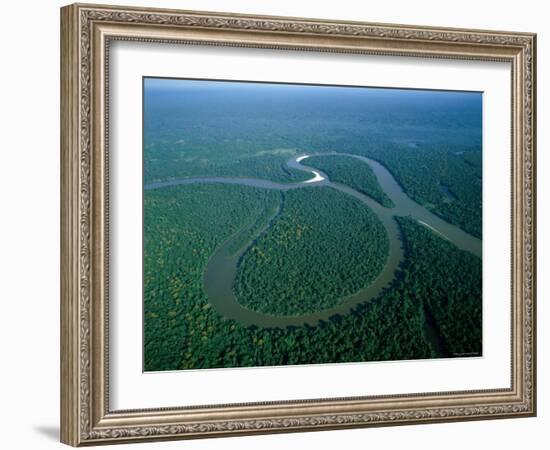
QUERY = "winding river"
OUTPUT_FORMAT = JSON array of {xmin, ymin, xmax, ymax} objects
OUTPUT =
[{"xmin": 145, "ymin": 153, "xmax": 481, "ymax": 329}]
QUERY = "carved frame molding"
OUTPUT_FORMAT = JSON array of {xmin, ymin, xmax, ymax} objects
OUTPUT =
[{"xmin": 60, "ymin": 3, "xmax": 536, "ymax": 446}]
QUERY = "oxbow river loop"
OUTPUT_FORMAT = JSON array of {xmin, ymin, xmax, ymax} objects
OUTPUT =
[{"xmin": 145, "ymin": 153, "xmax": 482, "ymax": 328}]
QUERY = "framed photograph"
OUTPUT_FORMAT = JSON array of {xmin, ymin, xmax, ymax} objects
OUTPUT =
[{"xmin": 60, "ymin": 3, "xmax": 537, "ymax": 446}]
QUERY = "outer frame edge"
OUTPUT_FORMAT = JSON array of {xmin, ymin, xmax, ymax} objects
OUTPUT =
[
  {"xmin": 61, "ymin": 2, "xmax": 537, "ymax": 445},
  {"xmin": 60, "ymin": 3, "xmax": 81, "ymax": 447}
]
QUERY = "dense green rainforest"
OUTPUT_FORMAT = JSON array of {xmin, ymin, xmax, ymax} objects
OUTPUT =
[
  {"xmin": 143, "ymin": 80, "xmax": 483, "ymax": 371},
  {"xmin": 144, "ymin": 184, "xmax": 481, "ymax": 371},
  {"xmin": 234, "ymin": 188, "xmax": 388, "ymax": 316},
  {"xmin": 144, "ymin": 85, "xmax": 482, "ymax": 237},
  {"xmin": 305, "ymin": 155, "xmax": 394, "ymax": 208},
  {"xmin": 365, "ymin": 145, "xmax": 482, "ymax": 238}
]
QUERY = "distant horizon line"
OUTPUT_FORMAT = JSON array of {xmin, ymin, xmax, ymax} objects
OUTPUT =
[{"xmin": 143, "ymin": 76, "xmax": 483, "ymax": 96}]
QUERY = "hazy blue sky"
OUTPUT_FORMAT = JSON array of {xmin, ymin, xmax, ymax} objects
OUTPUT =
[{"xmin": 143, "ymin": 77, "xmax": 482, "ymax": 100}]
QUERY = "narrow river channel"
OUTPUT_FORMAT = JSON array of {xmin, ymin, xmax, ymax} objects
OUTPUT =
[{"xmin": 145, "ymin": 153, "xmax": 481, "ymax": 329}]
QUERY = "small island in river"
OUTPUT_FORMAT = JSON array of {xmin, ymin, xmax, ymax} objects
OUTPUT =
[{"xmin": 143, "ymin": 78, "xmax": 482, "ymax": 371}]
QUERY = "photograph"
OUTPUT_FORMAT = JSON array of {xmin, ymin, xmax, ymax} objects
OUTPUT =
[{"xmin": 143, "ymin": 78, "xmax": 483, "ymax": 372}]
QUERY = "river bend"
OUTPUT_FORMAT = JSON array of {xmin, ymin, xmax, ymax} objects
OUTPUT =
[{"xmin": 144, "ymin": 153, "xmax": 481, "ymax": 328}]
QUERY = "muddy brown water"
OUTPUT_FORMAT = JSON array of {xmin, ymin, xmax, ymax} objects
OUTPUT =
[{"xmin": 145, "ymin": 153, "xmax": 481, "ymax": 329}]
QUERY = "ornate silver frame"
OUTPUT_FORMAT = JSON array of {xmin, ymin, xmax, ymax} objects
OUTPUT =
[{"xmin": 60, "ymin": 3, "xmax": 536, "ymax": 446}]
